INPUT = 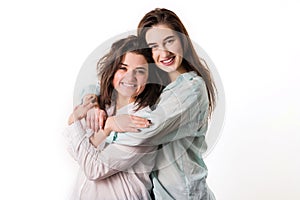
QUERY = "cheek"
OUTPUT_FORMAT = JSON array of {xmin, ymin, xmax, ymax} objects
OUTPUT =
[
  {"xmin": 137, "ymin": 73, "xmax": 148, "ymax": 85},
  {"xmin": 173, "ymin": 46, "xmax": 183, "ymax": 56},
  {"xmin": 172, "ymin": 40, "xmax": 183, "ymax": 56},
  {"xmin": 140, "ymin": 75, "xmax": 148, "ymax": 84},
  {"xmin": 178, "ymin": 47, "xmax": 184, "ymax": 56},
  {"xmin": 112, "ymin": 72, "xmax": 123, "ymax": 87},
  {"xmin": 152, "ymin": 51, "xmax": 160, "ymax": 63}
]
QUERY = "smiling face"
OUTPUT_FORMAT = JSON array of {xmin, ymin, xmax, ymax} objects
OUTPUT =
[
  {"xmin": 112, "ymin": 52, "xmax": 149, "ymax": 103},
  {"xmin": 145, "ymin": 24, "xmax": 186, "ymax": 81}
]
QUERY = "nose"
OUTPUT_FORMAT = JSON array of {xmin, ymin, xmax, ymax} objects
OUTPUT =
[
  {"xmin": 158, "ymin": 45, "xmax": 170, "ymax": 57},
  {"xmin": 124, "ymin": 69, "xmax": 137, "ymax": 81}
]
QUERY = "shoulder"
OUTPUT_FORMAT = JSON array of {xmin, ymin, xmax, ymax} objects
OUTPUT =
[
  {"xmin": 183, "ymin": 71, "xmax": 206, "ymax": 90},
  {"xmin": 157, "ymin": 72, "xmax": 208, "ymax": 108},
  {"xmin": 132, "ymin": 105, "xmax": 152, "ymax": 118},
  {"xmin": 164, "ymin": 71, "xmax": 207, "ymax": 95}
]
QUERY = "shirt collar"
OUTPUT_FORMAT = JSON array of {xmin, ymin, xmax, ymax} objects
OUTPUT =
[{"xmin": 163, "ymin": 71, "xmax": 197, "ymax": 91}]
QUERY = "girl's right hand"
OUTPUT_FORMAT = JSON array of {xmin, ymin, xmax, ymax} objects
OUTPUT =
[
  {"xmin": 82, "ymin": 94, "xmax": 106, "ymax": 133},
  {"xmin": 104, "ymin": 114, "xmax": 151, "ymax": 133},
  {"xmin": 86, "ymin": 107, "xmax": 107, "ymax": 133}
]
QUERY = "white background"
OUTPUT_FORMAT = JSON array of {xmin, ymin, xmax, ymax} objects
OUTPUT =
[{"xmin": 0, "ymin": 0, "xmax": 299, "ymax": 199}]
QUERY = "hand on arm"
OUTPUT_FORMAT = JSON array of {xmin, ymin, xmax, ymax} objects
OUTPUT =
[
  {"xmin": 78, "ymin": 82, "xmax": 100, "ymax": 129},
  {"xmin": 68, "ymin": 95, "xmax": 98, "ymax": 125},
  {"xmin": 82, "ymin": 93, "xmax": 108, "ymax": 133},
  {"xmin": 89, "ymin": 114, "xmax": 151, "ymax": 147},
  {"xmin": 105, "ymin": 114, "xmax": 151, "ymax": 133}
]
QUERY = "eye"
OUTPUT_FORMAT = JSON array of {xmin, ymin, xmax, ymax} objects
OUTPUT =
[
  {"xmin": 165, "ymin": 39, "xmax": 174, "ymax": 46},
  {"xmin": 118, "ymin": 66, "xmax": 127, "ymax": 71},
  {"xmin": 137, "ymin": 70, "xmax": 146, "ymax": 74},
  {"xmin": 135, "ymin": 68, "xmax": 147, "ymax": 74},
  {"xmin": 148, "ymin": 44, "xmax": 158, "ymax": 50}
]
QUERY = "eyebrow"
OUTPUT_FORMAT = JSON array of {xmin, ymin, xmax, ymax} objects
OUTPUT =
[
  {"xmin": 164, "ymin": 35, "xmax": 175, "ymax": 41},
  {"xmin": 147, "ymin": 35, "xmax": 176, "ymax": 46},
  {"xmin": 136, "ymin": 66, "xmax": 147, "ymax": 70},
  {"xmin": 119, "ymin": 63, "xmax": 128, "ymax": 66},
  {"xmin": 119, "ymin": 63, "xmax": 147, "ymax": 70}
]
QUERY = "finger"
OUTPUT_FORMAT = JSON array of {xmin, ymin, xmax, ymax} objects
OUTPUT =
[
  {"xmin": 94, "ymin": 108, "xmax": 99, "ymax": 132},
  {"xmin": 123, "ymin": 127, "xmax": 141, "ymax": 133},
  {"xmin": 90, "ymin": 110, "xmax": 95, "ymax": 132},
  {"xmin": 73, "ymin": 105, "xmax": 80, "ymax": 113},
  {"xmin": 130, "ymin": 116, "xmax": 151, "ymax": 126},
  {"xmin": 86, "ymin": 112, "xmax": 91, "ymax": 129},
  {"xmin": 84, "ymin": 102, "xmax": 97, "ymax": 111},
  {"xmin": 101, "ymin": 110, "xmax": 107, "ymax": 119},
  {"xmin": 130, "ymin": 115, "xmax": 149, "ymax": 123},
  {"xmin": 98, "ymin": 113, "xmax": 102, "ymax": 130},
  {"xmin": 99, "ymin": 110, "xmax": 106, "ymax": 129},
  {"xmin": 83, "ymin": 95, "xmax": 95, "ymax": 104},
  {"xmin": 82, "ymin": 97, "xmax": 94, "ymax": 107},
  {"xmin": 81, "ymin": 103, "xmax": 97, "ymax": 121},
  {"xmin": 131, "ymin": 121, "xmax": 151, "ymax": 128}
]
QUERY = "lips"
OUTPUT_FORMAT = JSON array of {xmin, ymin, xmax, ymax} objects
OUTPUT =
[
  {"xmin": 121, "ymin": 82, "xmax": 137, "ymax": 88},
  {"xmin": 160, "ymin": 56, "xmax": 175, "ymax": 66}
]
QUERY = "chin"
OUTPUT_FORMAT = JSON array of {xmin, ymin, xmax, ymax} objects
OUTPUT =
[{"xmin": 162, "ymin": 66, "xmax": 177, "ymax": 73}]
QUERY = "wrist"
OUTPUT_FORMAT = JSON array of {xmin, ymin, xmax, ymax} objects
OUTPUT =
[
  {"xmin": 103, "ymin": 128, "xmax": 111, "ymax": 137},
  {"xmin": 90, "ymin": 129, "xmax": 108, "ymax": 147},
  {"xmin": 72, "ymin": 113, "xmax": 81, "ymax": 122},
  {"xmin": 103, "ymin": 116, "xmax": 113, "ymax": 135},
  {"xmin": 89, "ymin": 135, "xmax": 98, "ymax": 147}
]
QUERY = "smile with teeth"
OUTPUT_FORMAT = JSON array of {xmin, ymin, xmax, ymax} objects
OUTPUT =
[
  {"xmin": 121, "ymin": 82, "xmax": 137, "ymax": 88},
  {"xmin": 160, "ymin": 56, "xmax": 175, "ymax": 66}
]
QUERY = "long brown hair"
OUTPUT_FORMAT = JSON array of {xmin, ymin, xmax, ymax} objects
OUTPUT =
[
  {"xmin": 137, "ymin": 8, "xmax": 217, "ymax": 117},
  {"xmin": 97, "ymin": 35, "xmax": 169, "ymax": 111}
]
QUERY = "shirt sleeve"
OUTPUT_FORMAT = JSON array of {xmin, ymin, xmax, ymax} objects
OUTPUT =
[
  {"xmin": 115, "ymin": 74, "xmax": 210, "ymax": 146},
  {"xmin": 63, "ymin": 120, "xmax": 157, "ymax": 181}
]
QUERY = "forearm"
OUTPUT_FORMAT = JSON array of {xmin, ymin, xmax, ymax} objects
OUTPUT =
[
  {"xmin": 63, "ymin": 121, "xmax": 155, "ymax": 180},
  {"xmin": 63, "ymin": 121, "xmax": 116, "ymax": 179},
  {"xmin": 77, "ymin": 139, "xmax": 155, "ymax": 181}
]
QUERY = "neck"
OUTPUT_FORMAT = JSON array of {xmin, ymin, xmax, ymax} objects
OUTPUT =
[
  {"xmin": 169, "ymin": 65, "xmax": 187, "ymax": 82},
  {"xmin": 116, "ymin": 95, "xmax": 135, "ymax": 110}
]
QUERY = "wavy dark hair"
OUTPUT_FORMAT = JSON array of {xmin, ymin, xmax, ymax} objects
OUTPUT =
[
  {"xmin": 137, "ymin": 8, "xmax": 217, "ymax": 117},
  {"xmin": 97, "ymin": 35, "xmax": 169, "ymax": 111}
]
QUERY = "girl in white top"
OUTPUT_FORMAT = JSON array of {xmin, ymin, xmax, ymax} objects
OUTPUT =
[{"xmin": 65, "ymin": 35, "xmax": 168, "ymax": 200}]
